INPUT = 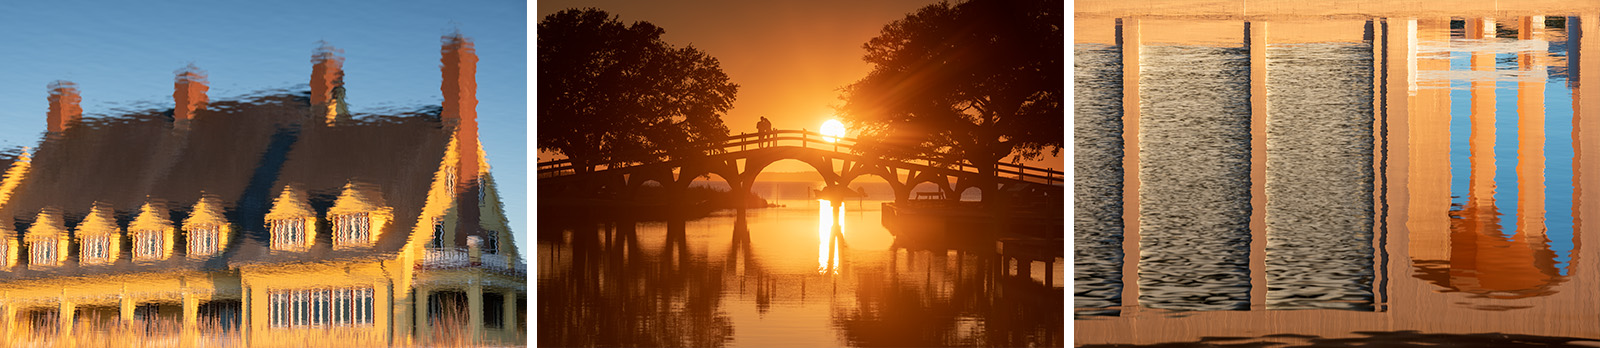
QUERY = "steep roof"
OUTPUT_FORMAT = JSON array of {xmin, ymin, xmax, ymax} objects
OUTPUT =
[{"xmin": 0, "ymin": 93, "xmax": 451, "ymax": 280}]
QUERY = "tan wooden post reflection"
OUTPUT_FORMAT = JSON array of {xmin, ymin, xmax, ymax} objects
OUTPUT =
[
  {"xmin": 1576, "ymin": 13, "xmax": 1600, "ymax": 311},
  {"xmin": 1381, "ymin": 17, "xmax": 1415, "ymax": 316},
  {"xmin": 1246, "ymin": 20, "xmax": 1268, "ymax": 311},
  {"xmin": 1369, "ymin": 18, "xmax": 1388, "ymax": 312},
  {"xmin": 1116, "ymin": 17, "xmax": 1143, "ymax": 315},
  {"xmin": 1407, "ymin": 19, "xmax": 1454, "ymax": 283}
]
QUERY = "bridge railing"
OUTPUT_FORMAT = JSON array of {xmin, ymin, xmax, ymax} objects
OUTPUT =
[{"xmin": 538, "ymin": 129, "xmax": 1063, "ymax": 185}]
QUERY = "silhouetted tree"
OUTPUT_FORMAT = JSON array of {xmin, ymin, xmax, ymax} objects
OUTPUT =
[
  {"xmin": 839, "ymin": 0, "xmax": 1062, "ymax": 181},
  {"xmin": 539, "ymin": 8, "xmax": 738, "ymax": 171}
]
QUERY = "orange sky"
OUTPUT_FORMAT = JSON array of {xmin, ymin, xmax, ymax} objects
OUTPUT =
[{"xmin": 535, "ymin": 0, "xmax": 1066, "ymax": 174}]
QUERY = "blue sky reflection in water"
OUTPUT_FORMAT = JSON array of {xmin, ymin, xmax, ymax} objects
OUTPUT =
[
  {"xmin": 1074, "ymin": 12, "xmax": 1600, "ymax": 346},
  {"xmin": 0, "ymin": 0, "xmax": 527, "ymax": 256}
]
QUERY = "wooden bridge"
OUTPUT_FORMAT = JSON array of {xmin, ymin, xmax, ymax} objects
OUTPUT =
[{"xmin": 537, "ymin": 129, "xmax": 1063, "ymax": 206}]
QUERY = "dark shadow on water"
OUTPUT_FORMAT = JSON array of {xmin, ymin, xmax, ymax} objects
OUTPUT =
[{"xmin": 536, "ymin": 215, "xmax": 734, "ymax": 347}]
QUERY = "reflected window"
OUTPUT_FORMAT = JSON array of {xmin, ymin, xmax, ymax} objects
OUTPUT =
[
  {"xmin": 82, "ymin": 234, "xmax": 111, "ymax": 264},
  {"xmin": 484, "ymin": 230, "xmax": 498, "ymax": 254},
  {"xmin": 269, "ymin": 287, "xmax": 373, "ymax": 328},
  {"xmin": 189, "ymin": 224, "xmax": 221, "ymax": 256},
  {"xmin": 429, "ymin": 220, "xmax": 444, "ymax": 249},
  {"xmin": 29, "ymin": 239, "xmax": 55, "ymax": 266},
  {"xmin": 0, "ymin": 242, "xmax": 8, "ymax": 270},
  {"xmin": 270, "ymin": 218, "xmax": 307, "ymax": 250},
  {"xmin": 332, "ymin": 213, "xmax": 371, "ymax": 246},
  {"xmin": 484, "ymin": 292, "xmax": 504, "ymax": 329},
  {"xmin": 134, "ymin": 230, "xmax": 163, "ymax": 260}
]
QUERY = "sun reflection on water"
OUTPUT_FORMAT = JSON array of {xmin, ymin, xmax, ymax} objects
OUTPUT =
[{"xmin": 817, "ymin": 199, "xmax": 843, "ymax": 274}]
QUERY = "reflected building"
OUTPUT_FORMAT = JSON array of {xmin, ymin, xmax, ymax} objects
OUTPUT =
[
  {"xmin": 0, "ymin": 34, "xmax": 524, "ymax": 346},
  {"xmin": 1075, "ymin": 9, "xmax": 1599, "ymax": 343}
]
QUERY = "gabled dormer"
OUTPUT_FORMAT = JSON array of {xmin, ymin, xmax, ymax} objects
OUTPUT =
[
  {"xmin": 129, "ymin": 201, "xmax": 175, "ymax": 262},
  {"xmin": 328, "ymin": 182, "xmax": 393, "ymax": 249},
  {"xmin": 25, "ymin": 208, "xmax": 69, "ymax": 269},
  {"xmin": 266, "ymin": 185, "xmax": 316, "ymax": 252},
  {"xmin": 76, "ymin": 203, "xmax": 122, "ymax": 266},
  {"xmin": 184, "ymin": 194, "xmax": 231, "ymax": 258}
]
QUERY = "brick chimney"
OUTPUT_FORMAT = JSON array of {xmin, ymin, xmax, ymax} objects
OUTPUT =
[
  {"xmin": 46, "ymin": 81, "xmax": 82, "ymax": 133},
  {"xmin": 442, "ymin": 32, "xmax": 483, "ymax": 246},
  {"xmin": 311, "ymin": 41, "xmax": 346, "ymax": 122},
  {"xmin": 174, "ymin": 64, "xmax": 209, "ymax": 122}
]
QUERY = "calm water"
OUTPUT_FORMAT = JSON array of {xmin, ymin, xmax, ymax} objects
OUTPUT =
[
  {"xmin": 1075, "ymin": 14, "xmax": 1599, "ymax": 345},
  {"xmin": 537, "ymin": 182, "xmax": 1064, "ymax": 347}
]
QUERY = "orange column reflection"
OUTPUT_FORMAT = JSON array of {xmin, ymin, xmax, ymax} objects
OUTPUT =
[
  {"xmin": 1516, "ymin": 16, "xmax": 1549, "ymax": 244},
  {"xmin": 1449, "ymin": 17, "xmax": 1500, "ymax": 293},
  {"xmin": 1446, "ymin": 18, "xmax": 1561, "ymax": 297}
]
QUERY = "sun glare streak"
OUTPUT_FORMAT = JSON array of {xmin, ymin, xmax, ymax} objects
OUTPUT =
[{"xmin": 821, "ymin": 119, "xmax": 846, "ymax": 143}]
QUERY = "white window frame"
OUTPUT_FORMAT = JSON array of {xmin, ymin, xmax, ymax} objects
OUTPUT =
[
  {"xmin": 269, "ymin": 287, "xmax": 374, "ymax": 328},
  {"xmin": 30, "ymin": 240, "xmax": 55, "ymax": 266},
  {"xmin": 135, "ymin": 229, "xmax": 163, "ymax": 260},
  {"xmin": 271, "ymin": 218, "xmax": 307, "ymax": 250},
  {"xmin": 83, "ymin": 234, "xmax": 110, "ymax": 263},
  {"xmin": 189, "ymin": 225, "xmax": 220, "ymax": 256},
  {"xmin": 333, "ymin": 213, "xmax": 371, "ymax": 246}
]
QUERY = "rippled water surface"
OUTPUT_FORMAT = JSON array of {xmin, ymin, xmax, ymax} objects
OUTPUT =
[
  {"xmin": 539, "ymin": 184, "xmax": 1064, "ymax": 347},
  {"xmin": 1075, "ymin": 12, "xmax": 1600, "ymax": 346}
]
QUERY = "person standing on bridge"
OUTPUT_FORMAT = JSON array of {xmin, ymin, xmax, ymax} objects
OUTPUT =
[{"xmin": 757, "ymin": 116, "xmax": 773, "ymax": 147}]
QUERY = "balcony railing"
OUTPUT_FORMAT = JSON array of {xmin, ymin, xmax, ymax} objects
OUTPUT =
[{"xmin": 417, "ymin": 248, "xmax": 525, "ymax": 276}]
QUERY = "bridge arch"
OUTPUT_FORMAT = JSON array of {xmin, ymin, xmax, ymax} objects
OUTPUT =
[
  {"xmin": 742, "ymin": 152, "xmax": 843, "ymax": 188},
  {"xmin": 954, "ymin": 186, "xmax": 983, "ymax": 202},
  {"xmin": 952, "ymin": 177, "xmax": 988, "ymax": 201},
  {"xmin": 675, "ymin": 161, "xmax": 741, "ymax": 191},
  {"xmin": 624, "ymin": 168, "xmax": 676, "ymax": 198}
]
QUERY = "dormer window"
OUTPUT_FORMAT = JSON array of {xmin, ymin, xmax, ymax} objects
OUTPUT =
[
  {"xmin": 184, "ymin": 195, "xmax": 231, "ymax": 258},
  {"xmin": 332, "ymin": 213, "xmax": 371, "ymax": 246},
  {"xmin": 30, "ymin": 239, "xmax": 56, "ymax": 266},
  {"xmin": 189, "ymin": 224, "xmax": 222, "ymax": 256},
  {"xmin": 134, "ymin": 229, "xmax": 164, "ymax": 260},
  {"xmin": 271, "ymin": 218, "xmax": 308, "ymax": 250},
  {"xmin": 82, "ymin": 234, "xmax": 112, "ymax": 264}
]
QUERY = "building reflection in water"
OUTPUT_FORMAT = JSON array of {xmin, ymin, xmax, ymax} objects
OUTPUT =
[{"xmin": 1075, "ymin": 10, "xmax": 1598, "ymax": 344}]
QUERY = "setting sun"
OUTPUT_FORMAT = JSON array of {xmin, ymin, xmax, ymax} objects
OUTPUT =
[{"xmin": 821, "ymin": 119, "xmax": 846, "ymax": 142}]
